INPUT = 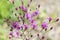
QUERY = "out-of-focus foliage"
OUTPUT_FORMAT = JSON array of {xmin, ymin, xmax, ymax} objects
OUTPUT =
[
  {"xmin": 0, "ymin": 25, "xmax": 9, "ymax": 40},
  {"xmin": 39, "ymin": 9, "xmax": 47, "ymax": 18},
  {"xmin": 51, "ymin": 12, "xmax": 57, "ymax": 19},
  {"xmin": 0, "ymin": 0, "xmax": 13, "ymax": 23}
]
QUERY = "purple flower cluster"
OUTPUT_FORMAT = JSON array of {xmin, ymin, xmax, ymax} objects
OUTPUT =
[{"xmin": 8, "ymin": 0, "xmax": 56, "ymax": 40}]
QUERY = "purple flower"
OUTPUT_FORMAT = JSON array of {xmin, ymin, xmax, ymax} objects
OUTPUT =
[
  {"xmin": 13, "ymin": 21, "xmax": 19, "ymax": 28},
  {"xmin": 32, "ymin": 10, "xmax": 39, "ymax": 17},
  {"xmin": 28, "ymin": 19, "xmax": 37, "ymax": 29},
  {"xmin": 9, "ymin": 32, "xmax": 13, "ymax": 39},
  {"xmin": 48, "ymin": 17, "xmax": 52, "ymax": 22},
  {"xmin": 31, "ymin": 20, "xmax": 37, "ymax": 29},
  {"xmin": 20, "ymin": 5, "xmax": 25, "ymax": 10},
  {"xmin": 9, "ymin": 32, "xmax": 13, "ymax": 36},
  {"xmin": 24, "ymin": 24, "xmax": 28, "ymax": 30},
  {"xmin": 30, "ymin": 19, "xmax": 35, "ymax": 23},
  {"xmin": 16, "ymin": 24, "xmax": 23, "ymax": 30},
  {"xmin": 24, "ymin": 8, "xmax": 28, "ymax": 12},
  {"xmin": 42, "ymin": 35, "xmax": 45, "ymax": 39},
  {"xmin": 42, "ymin": 22, "xmax": 48, "ymax": 29},
  {"xmin": 25, "ymin": 13, "xmax": 32, "ymax": 20},
  {"xmin": 16, "ymin": 32, "xmax": 19, "ymax": 36},
  {"xmin": 13, "ymin": 30, "xmax": 19, "ymax": 37},
  {"xmin": 26, "ymin": 38, "xmax": 29, "ymax": 40},
  {"xmin": 32, "ymin": 23, "xmax": 37, "ymax": 29},
  {"xmin": 20, "ymin": 5, "xmax": 28, "ymax": 12},
  {"xmin": 17, "ymin": 26, "xmax": 20, "ymax": 30}
]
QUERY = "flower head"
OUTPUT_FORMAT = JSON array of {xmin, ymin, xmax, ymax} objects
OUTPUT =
[
  {"xmin": 31, "ymin": 20, "xmax": 37, "ymax": 29},
  {"xmin": 48, "ymin": 17, "xmax": 52, "ymax": 22},
  {"xmin": 20, "ymin": 5, "xmax": 28, "ymax": 12},
  {"xmin": 9, "ymin": 32, "xmax": 13, "ymax": 36},
  {"xmin": 25, "ymin": 13, "xmax": 32, "ymax": 20},
  {"xmin": 24, "ymin": 24, "xmax": 28, "ymax": 30},
  {"xmin": 42, "ymin": 22, "xmax": 48, "ymax": 29},
  {"xmin": 26, "ymin": 38, "xmax": 29, "ymax": 40},
  {"xmin": 9, "ymin": 32, "xmax": 13, "ymax": 39},
  {"xmin": 32, "ymin": 10, "xmax": 39, "ymax": 17},
  {"xmin": 13, "ymin": 21, "xmax": 19, "ymax": 28}
]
